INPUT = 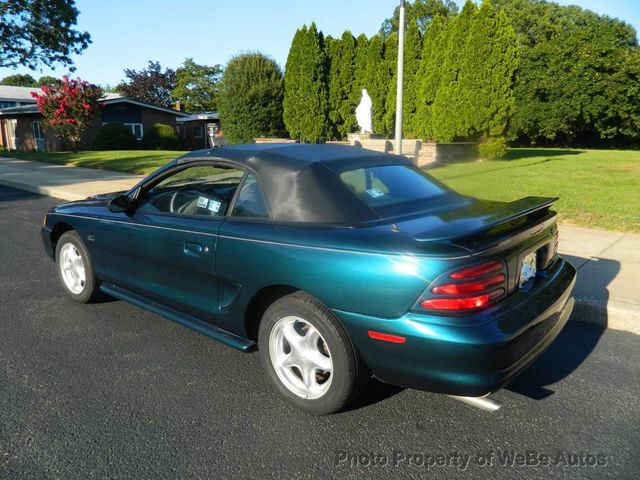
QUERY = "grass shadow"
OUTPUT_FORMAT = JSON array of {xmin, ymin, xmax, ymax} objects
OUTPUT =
[{"xmin": 505, "ymin": 149, "xmax": 586, "ymax": 161}]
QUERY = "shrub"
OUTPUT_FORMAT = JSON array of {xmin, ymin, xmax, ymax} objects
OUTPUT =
[
  {"xmin": 91, "ymin": 122, "xmax": 138, "ymax": 150},
  {"xmin": 141, "ymin": 123, "xmax": 184, "ymax": 150},
  {"xmin": 478, "ymin": 137, "xmax": 508, "ymax": 160}
]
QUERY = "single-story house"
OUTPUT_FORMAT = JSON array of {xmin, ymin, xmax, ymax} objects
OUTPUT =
[
  {"xmin": 176, "ymin": 111, "xmax": 226, "ymax": 150},
  {"xmin": 0, "ymin": 85, "xmax": 190, "ymax": 152}
]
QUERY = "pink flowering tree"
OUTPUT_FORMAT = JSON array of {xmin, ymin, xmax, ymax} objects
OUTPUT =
[{"xmin": 31, "ymin": 76, "xmax": 102, "ymax": 152}]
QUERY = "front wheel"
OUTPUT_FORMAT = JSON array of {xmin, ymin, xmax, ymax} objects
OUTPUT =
[
  {"xmin": 258, "ymin": 292, "xmax": 369, "ymax": 415},
  {"xmin": 55, "ymin": 230, "xmax": 101, "ymax": 303}
]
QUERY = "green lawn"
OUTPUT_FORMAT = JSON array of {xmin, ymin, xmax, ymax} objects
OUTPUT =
[
  {"xmin": 6, "ymin": 147, "xmax": 640, "ymax": 232},
  {"xmin": 9, "ymin": 150, "xmax": 187, "ymax": 175},
  {"xmin": 428, "ymin": 148, "xmax": 640, "ymax": 233}
]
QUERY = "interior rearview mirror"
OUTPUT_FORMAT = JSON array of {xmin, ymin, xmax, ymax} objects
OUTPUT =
[{"xmin": 108, "ymin": 194, "xmax": 132, "ymax": 213}]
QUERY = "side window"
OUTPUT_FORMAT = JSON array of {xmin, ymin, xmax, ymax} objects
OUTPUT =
[
  {"xmin": 137, "ymin": 165, "xmax": 244, "ymax": 217},
  {"xmin": 231, "ymin": 173, "xmax": 269, "ymax": 219}
]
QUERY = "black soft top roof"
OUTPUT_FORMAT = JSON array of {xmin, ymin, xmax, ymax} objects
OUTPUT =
[{"xmin": 175, "ymin": 144, "xmax": 414, "ymax": 224}]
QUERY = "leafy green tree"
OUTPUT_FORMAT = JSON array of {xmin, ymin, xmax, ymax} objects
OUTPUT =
[
  {"xmin": 218, "ymin": 52, "xmax": 285, "ymax": 144},
  {"xmin": 283, "ymin": 24, "xmax": 330, "ymax": 141},
  {"xmin": 461, "ymin": 1, "xmax": 518, "ymax": 140},
  {"xmin": 362, "ymin": 34, "xmax": 388, "ymax": 134},
  {"xmin": 431, "ymin": 0, "xmax": 477, "ymax": 142},
  {"xmin": 35, "ymin": 76, "xmax": 62, "ymax": 87},
  {"xmin": 494, "ymin": 0, "xmax": 640, "ymax": 146},
  {"xmin": 172, "ymin": 58, "xmax": 223, "ymax": 112},
  {"xmin": 0, "ymin": 74, "xmax": 36, "ymax": 86},
  {"xmin": 0, "ymin": 0, "xmax": 90, "ymax": 70},
  {"xmin": 414, "ymin": 14, "xmax": 446, "ymax": 139},
  {"xmin": 116, "ymin": 61, "xmax": 176, "ymax": 108},
  {"xmin": 327, "ymin": 31, "xmax": 359, "ymax": 139},
  {"xmin": 402, "ymin": 19, "xmax": 423, "ymax": 137},
  {"xmin": 381, "ymin": 0, "xmax": 458, "ymax": 36}
]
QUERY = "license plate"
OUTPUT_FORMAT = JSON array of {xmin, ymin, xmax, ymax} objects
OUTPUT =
[{"xmin": 519, "ymin": 251, "xmax": 537, "ymax": 289}]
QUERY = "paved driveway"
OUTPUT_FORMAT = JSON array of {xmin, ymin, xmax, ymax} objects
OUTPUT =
[{"xmin": 1, "ymin": 186, "xmax": 638, "ymax": 479}]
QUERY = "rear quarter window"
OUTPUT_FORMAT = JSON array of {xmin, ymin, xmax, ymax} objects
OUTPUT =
[{"xmin": 339, "ymin": 165, "xmax": 447, "ymax": 216}]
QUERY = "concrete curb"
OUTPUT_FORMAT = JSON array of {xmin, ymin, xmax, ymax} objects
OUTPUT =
[
  {"xmin": 572, "ymin": 294, "xmax": 640, "ymax": 335},
  {"xmin": 0, "ymin": 177, "xmax": 86, "ymax": 201}
]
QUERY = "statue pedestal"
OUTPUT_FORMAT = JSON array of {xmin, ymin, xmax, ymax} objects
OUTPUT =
[{"xmin": 347, "ymin": 132, "xmax": 373, "ymax": 146}]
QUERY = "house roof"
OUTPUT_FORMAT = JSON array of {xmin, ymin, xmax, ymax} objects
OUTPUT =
[
  {"xmin": 0, "ymin": 94, "xmax": 189, "ymax": 117},
  {"xmin": 176, "ymin": 111, "xmax": 219, "ymax": 123},
  {"xmin": 101, "ymin": 96, "xmax": 189, "ymax": 116},
  {"xmin": 0, "ymin": 85, "xmax": 40, "ymax": 103},
  {"xmin": 0, "ymin": 104, "xmax": 39, "ymax": 115}
]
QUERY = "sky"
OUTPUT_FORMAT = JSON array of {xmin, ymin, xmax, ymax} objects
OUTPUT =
[{"xmin": 2, "ymin": 0, "xmax": 639, "ymax": 86}]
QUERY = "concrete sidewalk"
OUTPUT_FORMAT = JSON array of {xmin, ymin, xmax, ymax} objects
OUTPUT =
[
  {"xmin": 0, "ymin": 157, "xmax": 142, "ymax": 200},
  {"xmin": 1, "ymin": 156, "xmax": 638, "ymax": 334}
]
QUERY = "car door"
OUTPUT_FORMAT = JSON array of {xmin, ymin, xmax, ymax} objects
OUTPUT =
[{"xmin": 98, "ymin": 162, "xmax": 246, "ymax": 323}]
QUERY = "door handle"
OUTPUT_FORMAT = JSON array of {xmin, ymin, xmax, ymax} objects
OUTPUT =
[{"xmin": 183, "ymin": 242, "xmax": 204, "ymax": 257}]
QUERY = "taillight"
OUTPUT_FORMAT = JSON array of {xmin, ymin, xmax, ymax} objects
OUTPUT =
[
  {"xmin": 420, "ymin": 260, "xmax": 506, "ymax": 312},
  {"xmin": 449, "ymin": 260, "xmax": 502, "ymax": 279},
  {"xmin": 431, "ymin": 274, "xmax": 505, "ymax": 295}
]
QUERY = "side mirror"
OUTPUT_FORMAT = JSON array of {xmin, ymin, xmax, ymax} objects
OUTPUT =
[{"xmin": 108, "ymin": 194, "xmax": 133, "ymax": 213}]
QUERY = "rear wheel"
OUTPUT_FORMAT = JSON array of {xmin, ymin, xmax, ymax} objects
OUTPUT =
[
  {"xmin": 55, "ymin": 231, "xmax": 100, "ymax": 303},
  {"xmin": 258, "ymin": 291, "xmax": 369, "ymax": 415}
]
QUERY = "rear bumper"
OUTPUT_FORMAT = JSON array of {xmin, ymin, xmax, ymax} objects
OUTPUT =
[{"xmin": 335, "ymin": 257, "xmax": 576, "ymax": 397}]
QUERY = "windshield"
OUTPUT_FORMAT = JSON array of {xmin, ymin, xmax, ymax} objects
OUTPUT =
[{"xmin": 339, "ymin": 165, "xmax": 448, "ymax": 216}]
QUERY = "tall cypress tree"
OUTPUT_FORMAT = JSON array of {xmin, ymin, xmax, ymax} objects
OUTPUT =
[
  {"xmin": 283, "ymin": 23, "xmax": 329, "ymax": 141},
  {"xmin": 382, "ymin": 33, "xmax": 399, "ymax": 136},
  {"xmin": 402, "ymin": 18, "xmax": 423, "ymax": 137},
  {"xmin": 325, "ymin": 35, "xmax": 341, "ymax": 138},
  {"xmin": 415, "ymin": 14, "xmax": 446, "ymax": 140},
  {"xmin": 363, "ymin": 34, "xmax": 387, "ymax": 134},
  {"xmin": 327, "ymin": 31, "xmax": 358, "ymax": 139},
  {"xmin": 462, "ymin": 1, "xmax": 518, "ymax": 140},
  {"xmin": 431, "ymin": 0, "xmax": 477, "ymax": 142},
  {"xmin": 354, "ymin": 33, "xmax": 369, "ymax": 91}
]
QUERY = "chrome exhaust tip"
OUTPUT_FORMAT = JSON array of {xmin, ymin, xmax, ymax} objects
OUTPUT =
[{"xmin": 448, "ymin": 394, "xmax": 502, "ymax": 412}]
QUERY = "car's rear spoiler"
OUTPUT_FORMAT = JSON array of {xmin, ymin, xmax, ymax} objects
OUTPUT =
[{"xmin": 415, "ymin": 196, "xmax": 558, "ymax": 244}]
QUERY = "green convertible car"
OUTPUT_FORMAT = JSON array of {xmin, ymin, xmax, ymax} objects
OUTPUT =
[{"xmin": 42, "ymin": 144, "xmax": 576, "ymax": 414}]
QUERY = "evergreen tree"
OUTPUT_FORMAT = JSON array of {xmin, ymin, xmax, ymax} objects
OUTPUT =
[
  {"xmin": 325, "ymin": 35, "xmax": 341, "ymax": 138},
  {"xmin": 363, "ymin": 34, "xmax": 388, "ymax": 134},
  {"xmin": 402, "ymin": 19, "xmax": 423, "ymax": 137},
  {"xmin": 218, "ymin": 53, "xmax": 285, "ymax": 144},
  {"xmin": 415, "ymin": 14, "xmax": 446, "ymax": 140},
  {"xmin": 327, "ymin": 31, "xmax": 359, "ymax": 139},
  {"xmin": 431, "ymin": 0, "xmax": 477, "ymax": 142},
  {"xmin": 354, "ymin": 34, "xmax": 369, "ymax": 92},
  {"xmin": 462, "ymin": 1, "xmax": 518, "ymax": 140},
  {"xmin": 382, "ymin": 33, "xmax": 399, "ymax": 136},
  {"xmin": 283, "ymin": 23, "xmax": 330, "ymax": 141}
]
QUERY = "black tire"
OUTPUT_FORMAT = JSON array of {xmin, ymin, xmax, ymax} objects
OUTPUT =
[
  {"xmin": 258, "ymin": 291, "xmax": 369, "ymax": 415},
  {"xmin": 55, "ymin": 230, "xmax": 101, "ymax": 303}
]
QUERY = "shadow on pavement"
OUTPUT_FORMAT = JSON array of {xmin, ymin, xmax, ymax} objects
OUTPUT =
[{"xmin": 507, "ymin": 255, "xmax": 620, "ymax": 400}]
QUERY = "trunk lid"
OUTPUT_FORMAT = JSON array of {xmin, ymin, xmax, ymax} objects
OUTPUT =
[{"xmin": 396, "ymin": 196, "xmax": 560, "ymax": 294}]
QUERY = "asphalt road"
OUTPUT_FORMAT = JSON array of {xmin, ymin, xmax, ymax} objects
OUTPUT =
[{"xmin": 1, "ymin": 185, "xmax": 639, "ymax": 480}]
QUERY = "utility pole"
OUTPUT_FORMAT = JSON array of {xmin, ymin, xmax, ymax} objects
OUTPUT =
[{"xmin": 394, "ymin": 0, "xmax": 405, "ymax": 155}]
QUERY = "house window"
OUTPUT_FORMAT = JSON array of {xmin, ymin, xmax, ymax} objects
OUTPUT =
[
  {"xmin": 33, "ymin": 121, "xmax": 44, "ymax": 140},
  {"xmin": 124, "ymin": 123, "xmax": 144, "ymax": 140},
  {"xmin": 0, "ymin": 101, "xmax": 17, "ymax": 109},
  {"xmin": 193, "ymin": 126, "xmax": 203, "ymax": 138}
]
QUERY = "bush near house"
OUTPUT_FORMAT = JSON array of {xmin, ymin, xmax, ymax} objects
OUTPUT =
[
  {"xmin": 91, "ymin": 122, "xmax": 138, "ymax": 150},
  {"xmin": 141, "ymin": 123, "xmax": 184, "ymax": 150}
]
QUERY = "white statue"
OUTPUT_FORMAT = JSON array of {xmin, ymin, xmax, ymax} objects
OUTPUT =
[{"xmin": 355, "ymin": 89, "xmax": 373, "ymax": 134}]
